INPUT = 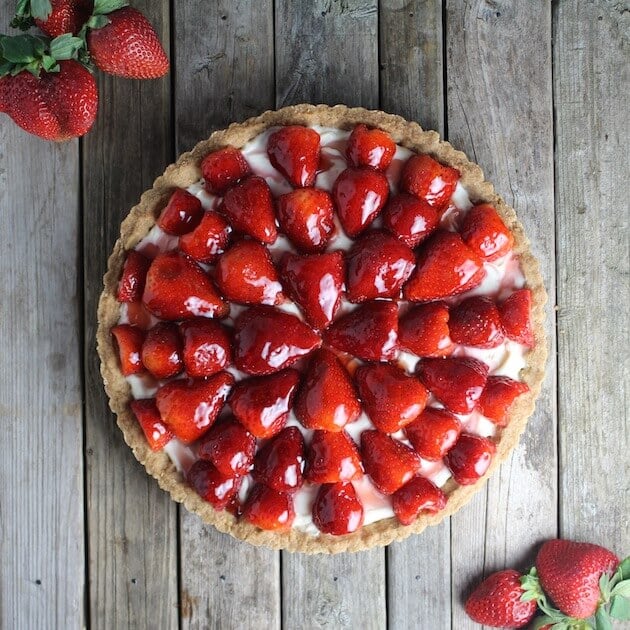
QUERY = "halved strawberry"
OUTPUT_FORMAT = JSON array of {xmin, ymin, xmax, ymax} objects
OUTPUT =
[
  {"xmin": 294, "ymin": 349, "xmax": 361, "ymax": 432},
  {"xmin": 111, "ymin": 324, "xmax": 145, "ymax": 375},
  {"xmin": 400, "ymin": 154, "xmax": 459, "ymax": 210},
  {"xmin": 241, "ymin": 484, "xmax": 295, "ymax": 531},
  {"xmin": 252, "ymin": 426, "xmax": 305, "ymax": 492},
  {"xmin": 117, "ymin": 250, "xmax": 150, "ymax": 303},
  {"xmin": 346, "ymin": 231, "xmax": 416, "ymax": 302},
  {"xmin": 305, "ymin": 430, "xmax": 363, "ymax": 484},
  {"xmin": 444, "ymin": 433, "xmax": 496, "ymax": 485},
  {"xmin": 267, "ymin": 125, "xmax": 321, "ymax": 187},
  {"xmin": 197, "ymin": 417, "xmax": 256, "ymax": 477},
  {"xmin": 187, "ymin": 460, "xmax": 241, "ymax": 510},
  {"xmin": 178, "ymin": 211, "xmax": 232, "ymax": 264},
  {"xmin": 279, "ymin": 251, "xmax": 344, "ymax": 329},
  {"xmin": 399, "ymin": 302, "xmax": 454, "ymax": 357},
  {"xmin": 141, "ymin": 322, "xmax": 183, "ymax": 379},
  {"xmin": 276, "ymin": 188, "xmax": 335, "ymax": 252},
  {"xmin": 449, "ymin": 296, "xmax": 505, "ymax": 348},
  {"xmin": 323, "ymin": 301, "xmax": 399, "ymax": 362},
  {"xmin": 229, "ymin": 369, "xmax": 300, "ymax": 438},
  {"xmin": 460, "ymin": 203, "xmax": 514, "ymax": 261},
  {"xmin": 477, "ymin": 376, "xmax": 530, "ymax": 427},
  {"xmin": 403, "ymin": 231, "xmax": 486, "ymax": 302},
  {"xmin": 416, "ymin": 357, "xmax": 489, "ymax": 414},
  {"xmin": 498, "ymin": 289, "xmax": 534, "ymax": 348},
  {"xmin": 201, "ymin": 147, "xmax": 251, "ymax": 195},
  {"xmin": 180, "ymin": 318, "xmax": 232, "ymax": 377},
  {"xmin": 155, "ymin": 372, "xmax": 234, "ymax": 444},
  {"xmin": 124, "ymin": 301, "xmax": 154, "ymax": 330},
  {"xmin": 404, "ymin": 407, "xmax": 462, "ymax": 461},
  {"xmin": 312, "ymin": 482, "xmax": 364, "ymax": 536},
  {"xmin": 382, "ymin": 193, "xmax": 439, "ymax": 248},
  {"xmin": 361, "ymin": 431, "xmax": 422, "ymax": 495},
  {"xmin": 233, "ymin": 306, "xmax": 321, "ymax": 375},
  {"xmin": 333, "ymin": 167, "xmax": 390, "ymax": 237},
  {"xmin": 214, "ymin": 240, "xmax": 283, "ymax": 305},
  {"xmin": 354, "ymin": 364, "xmax": 428, "ymax": 433},
  {"xmin": 392, "ymin": 476, "xmax": 448, "ymax": 525},
  {"xmin": 130, "ymin": 398, "xmax": 173, "ymax": 451},
  {"xmin": 220, "ymin": 176, "xmax": 278, "ymax": 244},
  {"xmin": 142, "ymin": 251, "xmax": 228, "ymax": 320},
  {"xmin": 157, "ymin": 188, "xmax": 203, "ymax": 236},
  {"xmin": 346, "ymin": 124, "xmax": 396, "ymax": 171}
]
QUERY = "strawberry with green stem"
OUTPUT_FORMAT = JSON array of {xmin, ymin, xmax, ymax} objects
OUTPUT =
[{"xmin": 11, "ymin": 0, "xmax": 93, "ymax": 36}]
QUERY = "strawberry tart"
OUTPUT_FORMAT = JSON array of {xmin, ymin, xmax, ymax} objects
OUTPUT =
[{"xmin": 97, "ymin": 104, "xmax": 547, "ymax": 553}]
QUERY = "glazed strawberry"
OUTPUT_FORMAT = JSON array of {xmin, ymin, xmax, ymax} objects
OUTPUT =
[
  {"xmin": 333, "ymin": 168, "xmax": 390, "ymax": 237},
  {"xmin": 124, "ymin": 301, "xmax": 154, "ymax": 330},
  {"xmin": 416, "ymin": 357, "xmax": 489, "ymax": 414},
  {"xmin": 201, "ymin": 147, "xmax": 251, "ymax": 195},
  {"xmin": 305, "ymin": 430, "xmax": 363, "ymax": 484},
  {"xmin": 180, "ymin": 318, "xmax": 232, "ymax": 377},
  {"xmin": 323, "ymin": 301, "xmax": 399, "ymax": 362},
  {"xmin": 220, "ymin": 176, "xmax": 277, "ymax": 243},
  {"xmin": 392, "ymin": 476, "xmax": 448, "ymax": 525},
  {"xmin": 346, "ymin": 124, "xmax": 396, "ymax": 171},
  {"xmin": 214, "ymin": 240, "xmax": 283, "ymax": 305},
  {"xmin": 444, "ymin": 433, "xmax": 496, "ymax": 485},
  {"xmin": 111, "ymin": 324, "xmax": 145, "ymax": 375},
  {"xmin": 312, "ymin": 482, "xmax": 364, "ymax": 536},
  {"xmin": 498, "ymin": 289, "xmax": 534, "ymax": 348},
  {"xmin": 178, "ymin": 211, "xmax": 232, "ymax": 264},
  {"xmin": 461, "ymin": 204, "xmax": 514, "ymax": 261},
  {"xmin": 354, "ymin": 364, "xmax": 428, "ymax": 433},
  {"xmin": 399, "ymin": 303, "xmax": 454, "ymax": 357},
  {"xmin": 449, "ymin": 296, "xmax": 505, "ymax": 348},
  {"xmin": 400, "ymin": 154, "xmax": 459, "ymax": 210},
  {"xmin": 130, "ymin": 398, "xmax": 173, "ymax": 451},
  {"xmin": 536, "ymin": 539, "xmax": 620, "ymax": 619},
  {"xmin": 229, "ymin": 370, "xmax": 300, "ymax": 438},
  {"xmin": 279, "ymin": 251, "xmax": 344, "ymax": 329},
  {"xmin": 156, "ymin": 189, "xmax": 203, "ymax": 235},
  {"xmin": 464, "ymin": 570, "xmax": 537, "ymax": 628},
  {"xmin": 87, "ymin": 7, "xmax": 169, "ymax": 79},
  {"xmin": 141, "ymin": 322, "xmax": 183, "ymax": 379},
  {"xmin": 253, "ymin": 426, "xmax": 305, "ymax": 492},
  {"xmin": 267, "ymin": 125, "xmax": 321, "ymax": 187},
  {"xmin": 242, "ymin": 484, "xmax": 295, "ymax": 531},
  {"xmin": 187, "ymin": 460, "xmax": 241, "ymax": 510},
  {"xmin": 197, "ymin": 417, "xmax": 256, "ymax": 477},
  {"xmin": 233, "ymin": 307, "xmax": 321, "ymax": 375},
  {"xmin": 346, "ymin": 231, "xmax": 415, "ymax": 302},
  {"xmin": 382, "ymin": 193, "xmax": 439, "ymax": 248},
  {"xmin": 405, "ymin": 407, "xmax": 461, "ymax": 461},
  {"xmin": 403, "ymin": 231, "xmax": 486, "ymax": 302},
  {"xmin": 294, "ymin": 349, "xmax": 361, "ymax": 432},
  {"xmin": 276, "ymin": 188, "xmax": 335, "ymax": 252},
  {"xmin": 142, "ymin": 251, "xmax": 228, "ymax": 320},
  {"xmin": 117, "ymin": 250, "xmax": 150, "ymax": 303},
  {"xmin": 361, "ymin": 431, "xmax": 421, "ymax": 495},
  {"xmin": 155, "ymin": 372, "xmax": 234, "ymax": 444},
  {"xmin": 477, "ymin": 376, "xmax": 530, "ymax": 427},
  {"xmin": 27, "ymin": 0, "xmax": 93, "ymax": 36}
]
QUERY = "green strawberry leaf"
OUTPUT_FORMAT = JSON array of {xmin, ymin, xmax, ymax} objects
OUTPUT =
[
  {"xmin": 40, "ymin": 53, "xmax": 57, "ymax": 71},
  {"xmin": 594, "ymin": 606, "xmax": 612, "ymax": 630},
  {"xmin": 30, "ymin": 0, "xmax": 52, "ymax": 20},
  {"xmin": 49, "ymin": 34, "xmax": 84, "ymax": 60},
  {"xmin": 599, "ymin": 572, "xmax": 612, "ymax": 601},
  {"xmin": 0, "ymin": 60, "xmax": 13, "ymax": 76},
  {"xmin": 531, "ymin": 616, "xmax": 560, "ymax": 629},
  {"xmin": 610, "ymin": 594, "xmax": 630, "ymax": 620},
  {"xmin": 0, "ymin": 34, "xmax": 38, "ymax": 63},
  {"xmin": 92, "ymin": 0, "xmax": 128, "ymax": 16},
  {"xmin": 611, "ymin": 578, "xmax": 630, "ymax": 598},
  {"xmin": 9, "ymin": 15, "xmax": 35, "ymax": 31},
  {"xmin": 86, "ymin": 15, "xmax": 110, "ymax": 30},
  {"xmin": 618, "ymin": 556, "xmax": 630, "ymax": 581}
]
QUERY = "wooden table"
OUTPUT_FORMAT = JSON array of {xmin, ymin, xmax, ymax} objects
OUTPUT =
[{"xmin": 1, "ymin": 1, "xmax": 628, "ymax": 628}]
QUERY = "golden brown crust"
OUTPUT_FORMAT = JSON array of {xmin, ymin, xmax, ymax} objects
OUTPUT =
[{"xmin": 97, "ymin": 104, "xmax": 548, "ymax": 554}]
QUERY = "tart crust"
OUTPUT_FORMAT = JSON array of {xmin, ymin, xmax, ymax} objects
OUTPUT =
[{"xmin": 97, "ymin": 104, "xmax": 547, "ymax": 554}]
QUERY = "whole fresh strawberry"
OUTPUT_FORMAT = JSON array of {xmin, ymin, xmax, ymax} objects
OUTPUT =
[{"xmin": 12, "ymin": 0, "xmax": 93, "ymax": 36}]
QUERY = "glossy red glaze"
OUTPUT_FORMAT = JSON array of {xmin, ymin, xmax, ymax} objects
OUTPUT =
[
  {"xmin": 267, "ymin": 125, "xmax": 321, "ymax": 187},
  {"xmin": 201, "ymin": 146, "xmax": 251, "ymax": 195},
  {"xmin": 242, "ymin": 484, "xmax": 295, "ymax": 531},
  {"xmin": 477, "ymin": 376, "xmax": 530, "ymax": 427},
  {"xmin": 130, "ymin": 398, "xmax": 173, "ymax": 451},
  {"xmin": 392, "ymin": 476, "xmax": 448, "ymax": 525},
  {"xmin": 460, "ymin": 203, "xmax": 514, "ymax": 261},
  {"xmin": 444, "ymin": 433, "xmax": 496, "ymax": 485},
  {"xmin": 117, "ymin": 250, "xmax": 150, "ymax": 302},
  {"xmin": 141, "ymin": 322, "xmax": 183, "ymax": 379},
  {"xmin": 399, "ymin": 302, "xmax": 454, "ymax": 357},
  {"xmin": 187, "ymin": 460, "xmax": 241, "ymax": 510},
  {"xmin": 180, "ymin": 318, "xmax": 232, "ymax": 378},
  {"xmin": 449, "ymin": 296, "xmax": 505, "ymax": 348},
  {"xmin": 382, "ymin": 193, "xmax": 439, "ymax": 248},
  {"xmin": 400, "ymin": 154, "xmax": 459, "ymax": 210},
  {"xmin": 111, "ymin": 323, "xmax": 145, "ymax": 375},
  {"xmin": 305, "ymin": 430, "xmax": 363, "ymax": 484},
  {"xmin": 404, "ymin": 407, "xmax": 462, "ymax": 461},
  {"xmin": 312, "ymin": 482, "xmax": 364, "ymax": 536},
  {"xmin": 198, "ymin": 417, "xmax": 256, "ymax": 476},
  {"xmin": 253, "ymin": 426, "xmax": 305, "ymax": 492},
  {"xmin": 157, "ymin": 188, "xmax": 203, "ymax": 235},
  {"xmin": 178, "ymin": 210, "xmax": 232, "ymax": 264},
  {"xmin": 346, "ymin": 124, "xmax": 396, "ymax": 171}
]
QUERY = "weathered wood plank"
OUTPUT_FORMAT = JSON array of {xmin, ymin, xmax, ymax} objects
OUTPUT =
[
  {"xmin": 446, "ymin": 2, "xmax": 557, "ymax": 627},
  {"xmin": 554, "ymin": 1, "xmax": 629, "ymax": 552},
  {"xmin": 82, "ymin": 2, "xmax": 178, "ymax": 627},
  {"xmin": 173, "ymin": 3, "xmax": 281, "ymax": 629},
  {"xmin": 379, "ymin": 3, "xmax": 451, "ymax": 628}
]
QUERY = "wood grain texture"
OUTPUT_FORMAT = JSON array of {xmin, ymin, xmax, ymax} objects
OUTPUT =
[
  {"xmin": 173, "ymin": 3, "xmax": 281, "ymax": 629},
  {"xmin": 82, "ymin": 2, "xmax": 178, "ymax": 627},
  {"xmin": 445, "ymin": 2, "xmax": 557, "ymax": 627},
  {"xmin": 553, "ymin": 1, "xmax": 630, "ymax": 552}
]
